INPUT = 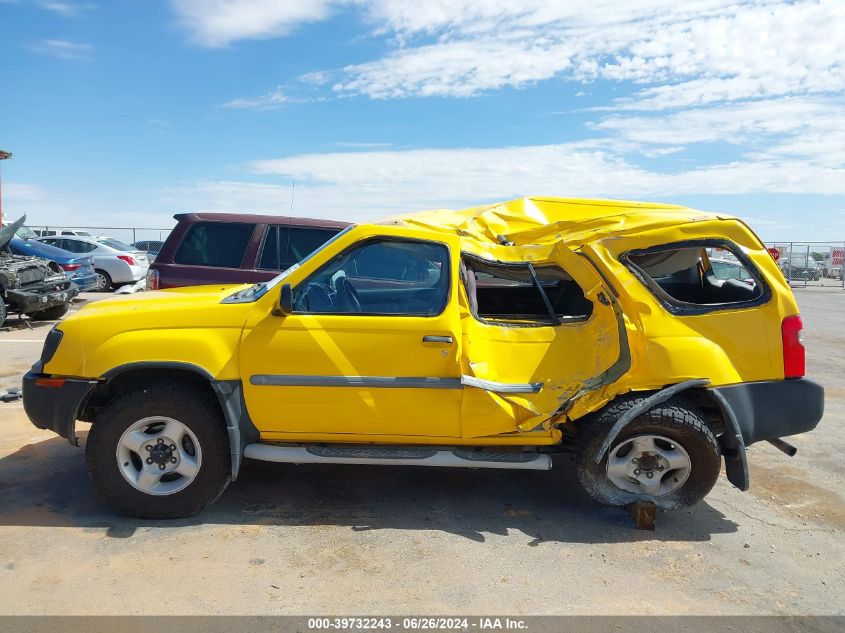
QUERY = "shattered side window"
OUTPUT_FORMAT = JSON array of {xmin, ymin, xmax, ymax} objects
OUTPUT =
[
  {"xmin": 624, "ymin": 240, "xmax": 768, "ymax": 311},
  {"xmin": 462, "ymin": 258, "xmax": 593, "ymax": 326}
]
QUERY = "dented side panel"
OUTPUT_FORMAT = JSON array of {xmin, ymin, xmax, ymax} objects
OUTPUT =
[{"xmin": 458, "ymin": 243, "xmax": 623, "ymax": 438}]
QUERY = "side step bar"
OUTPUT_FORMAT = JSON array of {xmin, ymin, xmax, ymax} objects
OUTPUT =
[{"xmin": 243, "ymin": 444, "xmax": 552, "ymax": 471}]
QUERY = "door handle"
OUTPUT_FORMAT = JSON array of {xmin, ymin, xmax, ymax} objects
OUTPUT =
[{"xmin": 422, "ymin": 335, "xmax": 453, "ymax": 344}]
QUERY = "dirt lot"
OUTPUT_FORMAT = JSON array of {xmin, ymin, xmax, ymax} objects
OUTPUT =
[{"xmin": 0, "ymin": 289, "xmax": 843, "ymax": 615}]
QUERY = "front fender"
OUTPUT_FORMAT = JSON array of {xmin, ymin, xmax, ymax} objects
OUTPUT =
[{"xmin": 83, "ymin": 328, "xmax": 242, "ymax": 380}]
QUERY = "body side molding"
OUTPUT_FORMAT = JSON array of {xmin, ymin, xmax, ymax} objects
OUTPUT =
[{"xmin": 249, "ymin": 374, "xmax": 542, "ymax": 394}]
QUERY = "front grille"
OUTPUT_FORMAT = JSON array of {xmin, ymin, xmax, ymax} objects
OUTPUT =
[{"xmin": 17, "ymin": 266, "xmax": 45, "ymax": 287}]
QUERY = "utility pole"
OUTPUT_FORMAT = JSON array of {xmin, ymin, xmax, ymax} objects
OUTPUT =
[{"xmin": 0, "ymin": 149, "xmax": 11, "ymax": 226}]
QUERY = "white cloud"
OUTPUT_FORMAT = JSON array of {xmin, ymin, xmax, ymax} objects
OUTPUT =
[
  {"xmin": 248, "ymin": 144, "xmax": 845, "ymax": 204},
  {"xmin": 332, "ymin": 0, "xmax": 845, "ymax": 102},
  {"xmin": 147, "ymin": 142, "xmax": 845, "ymax": 225},
  {"xmin": 169, "ymin": 1, "xmax": 844, "ymax": 108},
  {"xmin": 159, "ymin": 180, "xmax": 296, "ymax": 214},
  {"xmin": 171, "ymin": 0, "xmax": 334, "ymax": 47},
  {"xmin": 592, "ymin": 97, "xmax": 845, "ymax": 165},
  {"xmin": 37, "ymin": 1, "xmax": 96, "ymax": 17},
  {"xmin": 220, "ymin": 86, "xmax": 298, "ymax": 110},
  {"xmin": 28, "ymin": 38, "xmax": 92, "ymax": 60},
  {"xmin": 158, "ymin": 0, "xmax": 845, "ymax": 239},
  {"xmin": 3, "ymin": 183, "xmax": 50, "ymax": 202}
]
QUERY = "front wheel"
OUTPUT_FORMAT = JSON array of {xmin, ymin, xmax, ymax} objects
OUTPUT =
[
  {"xmin": 575, "ymin": 396, "xmax": 721, "ymax": 510},
  {"xmin": 86, "ymin": 381, "xmax": 231, "ymax": 518}
]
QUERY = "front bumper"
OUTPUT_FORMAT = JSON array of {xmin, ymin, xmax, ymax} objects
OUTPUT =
[
  {"xmin": 22, "ymin": 370, "xmax": 98, "ymax": 446},
  {"xmin": 711, "ymin": 378, "xmax": 824, "ymax": 445},
  {"xmin": 6, "ymin": 283, "xmax": 79, "ymax": 315}
]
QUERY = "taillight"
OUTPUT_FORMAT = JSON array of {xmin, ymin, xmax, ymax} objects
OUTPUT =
[
  {"xmin": 60, "ymin": 263, "xmax": 81, "ymax": 272},
  {"xmin": 146, "ymin": 269, "xmax": 160, "ymax": 291},
  {"xmin": 782, "ymin": 315, "xmax": 805, "ymax": 378},
  {"xmin": 117, "ymin": 255, "xmax": 137, "ymax": 266}
]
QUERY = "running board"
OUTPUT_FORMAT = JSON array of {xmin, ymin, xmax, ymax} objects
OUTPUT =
[{"xmin": 243, "ymin": 444, "xmax": 552, "ymax": 471}]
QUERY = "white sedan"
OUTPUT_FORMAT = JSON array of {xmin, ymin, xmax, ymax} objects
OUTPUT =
[{"xmin": 36, "ymin": 236, "xmax": 149, "ymax": 291}]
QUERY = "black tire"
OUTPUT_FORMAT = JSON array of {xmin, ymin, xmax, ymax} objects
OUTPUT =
[
  {"xmin": 29, "ymin": 302, "xmax": 71, "ymax": 321},
  {"xmin": 575, "ymin": 395, "xmax": 721, "ymax": 510},
  {"xmin": 93, "ymin": 269, "xmax": 112, "ymax": 292},
  {"xmin": 0, "ymin": 298, "xmax": 6, "ymax": 329},
  {"xmin": 85, "ymin": 380, "xmax": 231, "ymax": 519}
]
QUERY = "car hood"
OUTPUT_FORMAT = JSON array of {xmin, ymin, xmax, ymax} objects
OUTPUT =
[
  {"xmin": 75, "ymin": 284, "xmax": 255, "ymax": 329},
  {"xmin": 0, "ymin": 215, "xmax": 26, "ymax": 250}
]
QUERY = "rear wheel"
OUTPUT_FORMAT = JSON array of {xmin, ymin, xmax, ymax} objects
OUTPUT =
[
  {"xmin": 86, "ymin": 381, "xmax": 231, "ymax": 518},
  {"xmin": 575, "ymin": 396, "xmax": 721, "ymax": 510},
  {"xmin": 93, "ymin": 269, "xmax": 112, "ymax": 292}
]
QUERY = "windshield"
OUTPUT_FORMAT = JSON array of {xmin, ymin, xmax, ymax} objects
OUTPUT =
[
  {"xmin": 15, "ymin": 225, "xmax": 39, "ymax": 240},
  {"xmin": 221, "ymin": 225, "xmax": 355, "ymax": 304}
]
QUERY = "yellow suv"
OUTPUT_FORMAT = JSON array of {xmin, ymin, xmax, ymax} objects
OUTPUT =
[{"xmin": 23, "ymin": 197, "xmax": 824, "ymax": 518}]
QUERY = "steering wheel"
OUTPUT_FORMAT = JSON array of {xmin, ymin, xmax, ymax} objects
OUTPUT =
[
  {"xmin": 297, "ymin": 282, "xmax": 334, "ymax": 312},
  {"xmin": 335, "ymin": 276, "xmax": 362, "ymax": 313}
]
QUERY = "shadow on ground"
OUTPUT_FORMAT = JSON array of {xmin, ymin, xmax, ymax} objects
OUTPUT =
[
  {"xmin": 0, "ymin": 433, "xmax": 738, "ymax": 543},
  {"xmin": 0, "ymin": 319, "xmax": 58, "ymax": 333}
]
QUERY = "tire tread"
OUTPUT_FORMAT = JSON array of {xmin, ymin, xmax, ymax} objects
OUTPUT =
[
  {"xmin": 86, "ymin": 380, "xmax": 230, "ymax": 519},
  {"xmin": 575, "ymin": 394, "xmax": 721, "ymax": 510}
]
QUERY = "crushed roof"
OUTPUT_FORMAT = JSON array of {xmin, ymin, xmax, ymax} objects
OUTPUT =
[{"xmin": 388, "ymin": 197, "xmax": 727, "ymax": 249}]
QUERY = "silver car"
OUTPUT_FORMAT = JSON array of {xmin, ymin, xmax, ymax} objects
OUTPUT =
[{"xmin": 36, "ymin": 236, "xmax": 149, "ymax": 291}]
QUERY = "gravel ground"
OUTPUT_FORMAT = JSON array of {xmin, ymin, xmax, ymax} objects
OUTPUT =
[{"xmin": 0, "ymin": 288, "xmax": 842, "ymax": 615}]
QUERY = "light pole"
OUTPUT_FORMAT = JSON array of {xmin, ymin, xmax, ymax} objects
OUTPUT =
[{"xmin": 0, "ymin": 149, "xmax": 11, "ymax": 226}]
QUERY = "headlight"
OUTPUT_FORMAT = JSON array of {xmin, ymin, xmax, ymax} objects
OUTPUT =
[{"xmin": 40, "ymin": 325, "xmax": 64, "ymax": 366}]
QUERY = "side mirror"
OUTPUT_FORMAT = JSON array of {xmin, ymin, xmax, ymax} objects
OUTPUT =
[{"xmin": 273, "ymin": 283, "xmax": 293, "ymax": 316}]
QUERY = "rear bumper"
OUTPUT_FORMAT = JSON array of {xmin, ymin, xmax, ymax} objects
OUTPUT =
[
  {"xmin": 711, "ymin": 378, "xmax": 824, "ymax": 446},
  {"xmin": 22, "ymin": 370, "xmax": 98, "ymax": 446},
  {"xmin": 71, "ymin": 271, "xmax": 98, "ymax": 291}
]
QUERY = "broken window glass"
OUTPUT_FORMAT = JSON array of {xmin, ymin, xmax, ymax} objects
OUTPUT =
[
  {"xmin": 462, "ymin": 258, "xmax": 593, "ymax": 326},
  {"xmin": 626, "ymin": 241, "xmax": 766, "ymax": 308}
]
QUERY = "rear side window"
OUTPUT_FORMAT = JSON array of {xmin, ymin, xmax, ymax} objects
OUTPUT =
[
  {"xmin": 463, "ymin": 258, "xmax": 593, "ymax": 326},
  {"xmin": 624, "ymin": 240, "xmax": 769, "ymax": 314},
  {"xmin": 61, "ymin": 239, "xmax": 97, "ymax": 253},
  {"xmin": 174, "ymin": 222, "xmax": 255, "ymax": 268},
  {"xmin": 259, "ymin": 226, "xmax": 341, "ymax": 270}
]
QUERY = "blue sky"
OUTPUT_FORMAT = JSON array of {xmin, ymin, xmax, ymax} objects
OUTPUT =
[{"xmin": 1, "ymin": 0, "xmax": 844, "ymax": 240}]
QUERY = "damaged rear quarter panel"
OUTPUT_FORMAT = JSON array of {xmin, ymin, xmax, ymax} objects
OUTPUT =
[{"xmin": 582, "ymin": 219, "xmax": 792, "ymax": 397}]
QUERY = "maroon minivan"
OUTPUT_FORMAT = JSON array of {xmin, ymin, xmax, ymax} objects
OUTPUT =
[{"xmin": 147, "ymin": 213, "xmax": 350, "ymax": 290}]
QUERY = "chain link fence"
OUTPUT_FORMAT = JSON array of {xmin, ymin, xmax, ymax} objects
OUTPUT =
[
  {"xmin": 27, "ymin": 225, "xmax": 172, "ymax": 247},
  {"xmin": 764, "ymin": 242, "xmax": 845, "ymax": 289}
]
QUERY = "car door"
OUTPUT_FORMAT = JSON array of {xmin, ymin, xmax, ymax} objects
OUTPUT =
[
  {"xmin": 240, "ymin": 226, "xmax": 464, "ymax": 439},
  {"xmin": 458, "ymin": 244, "xmax": 624, "ymax": 438}
]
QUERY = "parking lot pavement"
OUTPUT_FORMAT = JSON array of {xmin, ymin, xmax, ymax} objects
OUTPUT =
[{"xmin": 0, "ymin": 289, "xmax": 843, "ymax": 615}]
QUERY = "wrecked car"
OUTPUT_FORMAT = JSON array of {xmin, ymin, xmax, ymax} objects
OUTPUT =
[
  {"xmin": 0, "ymin": 216, "xmax": 79, "ymax": 328},
  {"xmin": 22, "ymin": 197, "xmax": 823, "ymax": 519}
]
